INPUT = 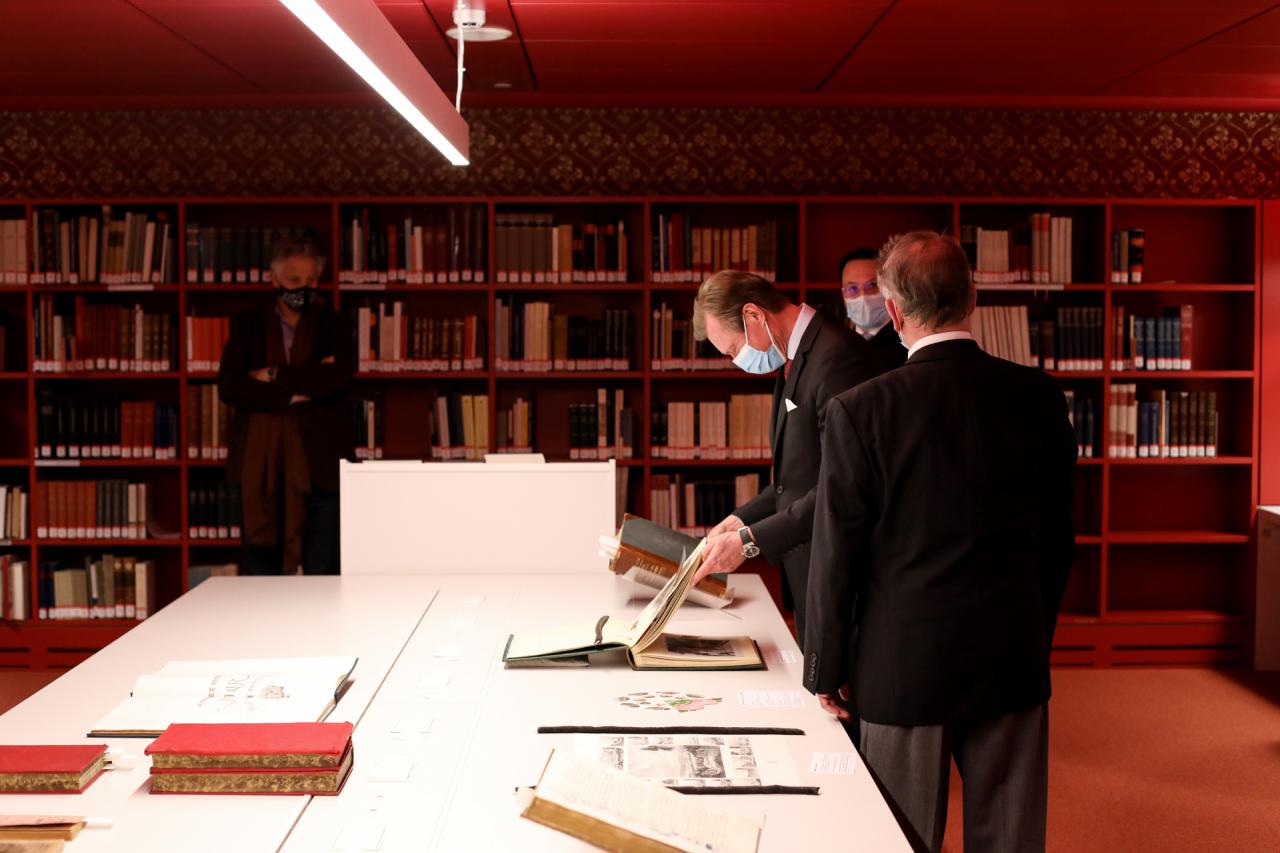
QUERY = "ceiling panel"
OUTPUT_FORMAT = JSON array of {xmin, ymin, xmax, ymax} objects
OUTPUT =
[{"xmin": 0, "ymin": 0, "xmax": 1276, "ymax": 104}]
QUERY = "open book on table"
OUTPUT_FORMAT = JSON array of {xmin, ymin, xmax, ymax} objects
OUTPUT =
[
  {"xmin": 502, "ymin": 540, "xmax": 762, "ymax": 670},
  {"xmin": 518, "ymin": 748, "xmax": 763, "ymax": 853},
  {"xmin": 87, "ymin": 656, "xmax": 358, "ymax": 738}
]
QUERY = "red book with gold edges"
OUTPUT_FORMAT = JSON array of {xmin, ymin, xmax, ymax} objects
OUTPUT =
[
  {"xmin": 145, "ymin": 722, "xmax": 353, "ymax": 795},
  {"xmin": 0, "ymin": 745, "xmax": 108, "ymax": 794}
]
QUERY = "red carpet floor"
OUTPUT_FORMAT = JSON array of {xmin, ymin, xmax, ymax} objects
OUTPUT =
[
  {"xmin": 942, "ymin": 668, "xmax": 1280, "ymax": 852},
  {"xmin": 1, "ymin": 668, "xmax": 1277, "ymax": 850}
]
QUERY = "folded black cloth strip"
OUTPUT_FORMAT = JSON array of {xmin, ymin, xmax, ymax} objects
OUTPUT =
[
  {"xmin": 668, "ymin": 785, "xmax": 820, "ymax": 796},
  {"xmin": 537, "ymin": 726, "xmax": 805, "ymax": 735}
]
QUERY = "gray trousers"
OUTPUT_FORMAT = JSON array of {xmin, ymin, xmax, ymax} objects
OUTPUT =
[{"xmin": 859, "ymin": 703, "xmax": 1048, "ymax": 853}]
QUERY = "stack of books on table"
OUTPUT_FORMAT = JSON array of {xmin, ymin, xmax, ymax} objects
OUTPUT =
[
  {"xmin": 0, "ymin": 744, "xmax": 108, "ymax": 794},
  {"xmin": 145, "ymin": 722, "xmax": 353, "ymax": 795}
]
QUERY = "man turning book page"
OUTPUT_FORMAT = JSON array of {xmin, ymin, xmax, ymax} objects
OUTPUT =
[{"xmin": 503, "ymin": 540, "xmax": 763, "ymax": 671}]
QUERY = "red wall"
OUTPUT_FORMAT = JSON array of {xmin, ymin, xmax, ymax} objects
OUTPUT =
[
  {"xmin": 1263, "ymin": 201, "xmax": 1280, "ymax": 506},
  {"xmin": 1, "ymin": 106, "xmax": 1280, "ymax": 198}
]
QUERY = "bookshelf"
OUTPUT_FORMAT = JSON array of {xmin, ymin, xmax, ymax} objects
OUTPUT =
[{"xmin": 0, "ymin": 196, "xmax": 1262, "ymax": 668}]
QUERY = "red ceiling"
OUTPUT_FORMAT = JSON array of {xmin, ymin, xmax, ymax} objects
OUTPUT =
[{"xmin": 0, "ymin": 0, "xmax": 1277, "ymax": 106}]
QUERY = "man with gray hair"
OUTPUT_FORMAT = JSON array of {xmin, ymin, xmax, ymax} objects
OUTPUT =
[
  {"xmin": 803, "ymin": 231, "xmax": 1076, "ymax": 852},
  {"xmin": 218, "ymin": 237, "xmax": 354, "ymax": 575}
]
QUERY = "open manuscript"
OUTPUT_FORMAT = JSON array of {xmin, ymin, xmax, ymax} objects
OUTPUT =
[
  {"xmin": 87, "ymin": 656, "xmax": 357, "ymax": 738},
  {"xmin": 503, "ymin": 539, "xmax": 762, "ymax": 670},
  {"xmin": 518, "ymin": 749, "xmax": 762, "ymax": 853}
]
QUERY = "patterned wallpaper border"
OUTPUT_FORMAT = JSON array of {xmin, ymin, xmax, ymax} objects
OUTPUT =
[{"xmin": 1, "ymin": 106, "xmax": 1278, "ymax": 199}]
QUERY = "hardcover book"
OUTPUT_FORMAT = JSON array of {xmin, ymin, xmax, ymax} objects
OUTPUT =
[
  {"xmin": 0, "ymin": 745, "xmax": 107, "ymax": 794},
  {"xmin": 146, "ymin": 722, "xmax": 354, "ymax": 795},
  {"xmin": 518, "ymin": 749, "xmax": 762, "ymax": 853},
  {"xmin": 605, "ymin": 514, "xmax": 733, "ymax": 609},
  {"xmin": 88, "ymin": 657, "xmax": 357, "ymax": 738},
  {"xmin": 504, "ymin": 538, "xmax": 734, "ymax": 666}
]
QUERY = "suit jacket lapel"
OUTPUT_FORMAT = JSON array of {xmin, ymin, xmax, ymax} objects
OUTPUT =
[{"xmin": 772, "ymin": 312, "xmax": 825, "ymax": 450}]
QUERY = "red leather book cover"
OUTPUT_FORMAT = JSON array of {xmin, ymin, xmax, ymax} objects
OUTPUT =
[
  {"xmin": 146, "ymin": 722, "xmax": 353, "ymax": 760},
  {"xmin": 0, "ymin": 745, "xmax": 106, "ymax": 774}
]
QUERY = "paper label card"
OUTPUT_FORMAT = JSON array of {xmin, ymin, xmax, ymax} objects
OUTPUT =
[
  {"xmin": 737, "ymin": 690, "xmax": 806, "ymax": 709},
  {"xmin": 417, "ymin": 671, "xmax": 451, "ymax": 690},
  {"xmin": 366, "ymin": 756, "xmax": 414, "ymax": 782},
  {"xmin": 332, "ymin": 821, "xmax": 386, "ymax": 851},
  {"xmin": 809, "ymin": 752, "xmax": 858, "ymax": 775}
]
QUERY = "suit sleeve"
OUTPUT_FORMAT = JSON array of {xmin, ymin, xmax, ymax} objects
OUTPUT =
[
  {"xmin": 803, "ymin": 396, "xmax": 875, "ymax": 695},
  {"xmin": 733, "ymin": 487, "xmax": 776, "ymax": 527},
  {"xmin": 216, "ymin": 315, "xmax": 292, "ymax": 412},
  {"xmin": 748, "ymin": 350, "xmax": 880, "ymax": 565},
  {"xmin": 274, "ymin": 312, "xmax": 356, "ymax": 402},
  {"xmin": 1038, "ymin": 381, "xmax": 1078, "ymax": 645}
]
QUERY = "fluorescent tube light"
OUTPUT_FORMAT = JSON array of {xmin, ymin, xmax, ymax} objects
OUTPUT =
[{"xmin": 279, "ymin": 0, "xmax": 470, "ymax": 166}]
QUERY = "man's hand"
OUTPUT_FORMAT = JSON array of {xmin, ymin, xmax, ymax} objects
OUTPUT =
[
  {"xmin": 289, "ymin": 394, "xmax": 310, "ymax": 405},
  {"xmin": 694, "ymin": 530, "xmax": 748, "ymax": 583},
  {"xmin": 321, "ymin": 355, "xmax": 335, "ymax": 365},
  {"xmin": 249, "ymin": 367, "xmax": 272, "ymax": 383},
  {"xmin": 817, "ymin": 685, "xmax": 852, "ymax": 721},
  {"xmin": 707, "ymin": 514, "xmax": 745, "ymax": 539}
]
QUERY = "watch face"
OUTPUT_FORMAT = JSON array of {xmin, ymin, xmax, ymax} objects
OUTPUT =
[{"xmin": 743, "ymin": 542, "xmax": 760, "ymax": 559}]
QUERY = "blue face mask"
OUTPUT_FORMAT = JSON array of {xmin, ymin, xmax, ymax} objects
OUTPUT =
[
  {"xmin": 845, "ymin": 293, "xmax": 889, "ymax": 332},
  {"xmin": 732, "ymin": 314, "xmax": 786, "ymax": 375}
]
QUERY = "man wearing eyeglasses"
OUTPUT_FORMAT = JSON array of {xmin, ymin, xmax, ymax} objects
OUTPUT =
[{"xmin": 841, "ymin": 247, "xmax": 906, "ymax": 371}]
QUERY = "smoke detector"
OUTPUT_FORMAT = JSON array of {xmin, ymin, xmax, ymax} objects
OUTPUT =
[{"xmin": 446, "ymin": 0, "xmax": 513, "ymax": 42}]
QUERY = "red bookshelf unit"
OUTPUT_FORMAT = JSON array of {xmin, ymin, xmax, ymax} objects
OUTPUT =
[{"xmin": 0, "ymin": 197, "xmax": 1262, "ymax": 668}]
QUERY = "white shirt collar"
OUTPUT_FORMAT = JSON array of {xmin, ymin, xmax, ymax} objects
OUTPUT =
[
  {"xmin": 856, "ymin": 319, "xmax": 892, "ymax": 339},
  {"xmin": 906, "ymin": 330, "xmax": 973, "ymax": 360},
  {"xmin": 787, "ymin": 303, "xmax": 816, "ymax": 360}
]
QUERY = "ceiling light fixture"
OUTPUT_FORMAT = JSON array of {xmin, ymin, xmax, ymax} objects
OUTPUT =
[
  {"xmin": 278, "ymin": 0, "xmax": 469, "ymax": 165},
  {"xmin": 444, "ymin": 0, "xmax": 513, "ymax": 112}
]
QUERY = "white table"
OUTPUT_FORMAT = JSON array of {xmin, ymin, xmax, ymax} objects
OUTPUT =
[
  {"xmin": 284, "ymin": 574, "xmax": 909, "ymax": 853},
  {"xmin": 0, "ymin": 574, "xmax": 907, "ymax": 852},
  {"xmin": 0, "ymin": 576, "xmax": 438, "ymax": 853}
]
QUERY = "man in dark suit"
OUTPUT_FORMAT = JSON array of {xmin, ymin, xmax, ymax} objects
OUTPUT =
[
  {"xmin": 804, "ymin": 231, "xmax": 1076, "ymax": 853},
  {"xmin": 217, "ymin": 238, "xmax": 355, "ymax": 575},
  {"xmin": 689, "ymin": 270, "xmax": 881, "ymax": 640},
  {"xmin": 840, "ymin": 247, "xmax": 906, "ymax": 371}
]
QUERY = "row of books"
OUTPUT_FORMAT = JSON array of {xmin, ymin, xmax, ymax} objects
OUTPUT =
[
  {"xmin": 340, "ymin": 205, "xmax": 486, "ymax": 284},
  {"xmin": 188, "ymin": 484, "xmax": 242, "ymax": 540},
  {"xmin": 1110, "ymin": 229, "xmax": 1146, "ymax": 284},
  {"xmin": 648, "ymin": 474, "xmax": 760, "ymax": 537},
  {"xmin": 1063, "ymin": 391, "xmax": 1099, "ymax": 458},
  {"xmin": 37, "ymin": 394, "xmax": 180, "ymax": 460},
  {"xmin": 34, "ymin": 480, "xmax": 152, "ymax": 540},
  {"xmin": 354, "ymin": 305, "xmax": 484, "ymax": 371},
  {"xmin": 352, "ymin": 399, "xmax": 383, "ymax": 460},
  {"xmin": 0, "ymin": 486, "xmax": 28, "ymax": 540},
  {"xmin": 36, "ymin": 555, "xmax": 156, "ymax": 620},
  {"xmin": 494, "ymin": 300, "xmax": 632, "ymax": 371},
  {"xmin": 431, "ymin": 393, "xmax": 488, "ymax": 460},
  {"xmin": 185, "ymin": 225, "xmax": 317, "ymax": 285},
  {"xmin": 650, "ymin": 303, "xmax": 727, "ymax": 370},
  {"xmin": 1108, "ymin": 386, "xmax": 1219, "ymax": 458},
  {"xmin": 186, "ymin": 315, "xmax": 231, "ymax": 372},
  {"xmin": 32, "ymin": 297, "xmax": 174, "ymax": 373},
  {"xmin": 961, "ymin": 215, "xmax": 1075, "ymax": 285},
  {"xmin": 972, "ymin": 305, "xmax": 1104, "ymax": 371},
  {"xmin": 0, "ymin": 219, "xmax": 29, "ymax": 285},
  {"xmin": 650, "ymin": 396, "xmax": 774, "ymax": 460},
  {"xmin": 187, "ymin": 385, "xmax": 230, "ymax": 461},
  {"xmin": 494, "ymin": 213, "xmax": 629, "ymax": 284},
  {"xmin": 568, "ymin": 389, "xmax": 636, "ymax": 460},
  {"xmin": 496, "ymin": 396, "xmax": 534, "ymax": 453},
  {"xmin": 651, "ymin": 213, "xmax": 781, "ymax": 282},
  {"xmin": 30, "ymin": 208, "xmax": 177, "ymax": 286},
  {"xmin": 0, "ymin": 555, "xmax": 29, "ymax": 620},
  {"xmin": 1112, "ymin": 306, "xmax": 1194, "ymax": 371}
]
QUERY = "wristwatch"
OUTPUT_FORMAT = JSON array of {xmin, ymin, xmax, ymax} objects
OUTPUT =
[{"xmin": 737, "ymin": 526, "xmax": 760, "ymax": 559}]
